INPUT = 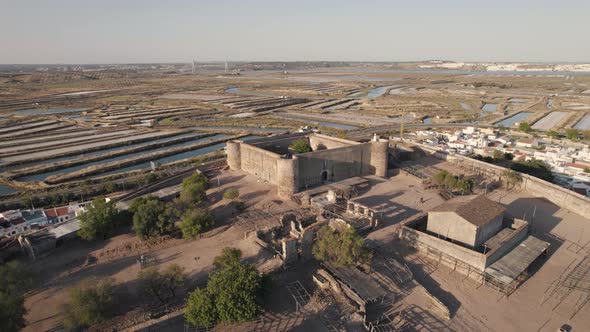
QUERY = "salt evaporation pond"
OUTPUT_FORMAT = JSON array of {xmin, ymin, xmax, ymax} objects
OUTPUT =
[
  {"xmin": 494, "ymin": 112, "xmax": 533, "ymax": 127},
  {"xmin": 366, "ymin": 85, "xmax": 400, "ymax": 98},
  {"xmin": 0, "ymin": 184, "xmax": 16, "ymax": 196},
  {"xmin": 271, "ymin": 115, "xmax": 358, "ymax": 130},
  {"xmin": 18, "ymin": 134, "xmax": 229, "ymax": 182},
  {"xmin": 99, "ymin": 135, "xmax": 261, "ymax": 177},
  {"xmin": 482, "ymin": 104, "xmax": 498, "ymax": 112},
  {"xmin": 13, "ymin": 107, "xmax": 86, "ymax": 115},
  {"xmin": 574, "ymin": 114, "xmax": 590, "ymax": 130},
  {"xmin": 186, "ymin": 126, "xmax": 285, "ymax": 133}
]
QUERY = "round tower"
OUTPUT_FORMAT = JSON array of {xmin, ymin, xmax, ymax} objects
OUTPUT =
[
  {"xmin": 277, "ymin": 156, "xmax": 299, "ymax": 199},
  {"xmin": 370, "ymin": 137, "xmax": 388, "ymax": 178},
  {"xmin": 226, "ymin": 141, "xmax": 241, "ymax": 170}
]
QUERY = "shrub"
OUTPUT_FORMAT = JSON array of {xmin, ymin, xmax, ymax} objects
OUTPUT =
[
  {"xmin": 312, "ymin": 226, "xmax": 372, "ymax": 268},
  {"xmin": 63, "ymin": 278, "xmax": 114, "ymax": 329},
  {"xmin": 223, "ymin": 188, "xmax": 240, "ymax": 200},
  {"xmin": 289, "ymin": 139, "xmax": 312, "ymax": 153},
  {"xmin": 180, "ymin": 208, "xmax": 214, "ymax": 239}
]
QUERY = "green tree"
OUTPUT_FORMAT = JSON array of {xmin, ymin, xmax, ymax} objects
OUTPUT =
[
  {"xmin": 0, "ymin": 262, "xmax": 32, "ymax": 332},
  {"xmin": 433, "ymin": 170, "xmax": 450, "ymax": 187},
  {"xmin": 208, "ymin": 259, "xmax": 262, "ymax": 324},
  {"xmin": 511, "ymin": 159, "xmax": 553, "ymax": 182},
  {"xmin": 180, "ymin": 173, "xmax": 209, "ymax": 205},
  {"xmin": 566, "ymin": 128, "xmax": 579, "ymax": 140},
  {"xmin": 519, "ymin": 122, "xmax": 532, "ymax": 132},
  {"xmin": 312, "ymin": 226, "xmax": 372, "ymax": 268},
  {"xmin": 546, "ymin": 130, "xmax": 559, "ymax": 138},
  {"xmin": 63, "ymin": 277, "xmax": 114, "ymax": 329},
  {"xmin": 213, "ymin": 247, "xmax": 242, "ymax": 270},
  {"xmin": 492, "ymin": 149, "xmax": 505, "ymax": 160},
  {"xmin": 185, "ymin": 289, "xmax": 217, "ymax": 327},
  {"xmin": 130, "ymin": 195, "xmax": 172, "ymax": 239},
  {"xmin": 289, "ymin": 139, "xmax": 312, "ymax": 153},
  {"xmin": 501, "ymin": 170, "xmax": 523, "ymax": 190},
  {"xmin": 223, "ymin": 188, "xmax": 240, "ymax": 200},
  {"xmin": 584, "ymin": 168, "xmax": 590, "ymax": 174},
  {"xmin": 78, "ymin": 198, "xmax": 120, "ymax": 241},
  {"xmin": 185, "ymin": 248, "xmax": 265, "ymax": 327},
  {"xmin": 179, "ymin": 208, "xmax": 214, "ymax": 239},
  {"xmin": 137, "ymin": 264, "xmax": 187, "ymax": 304}
]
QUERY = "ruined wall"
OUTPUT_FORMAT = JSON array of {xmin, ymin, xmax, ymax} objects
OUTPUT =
[
  {"xmin": 239, "ymin": 143, "xmax": 281, "ymax": 185},
  {"xmin": 296, "ymin": 143, "xmax": 372, "ymax": 188},
  {"xmin": 427, "ymin": 212, "xmax": 478, "ymax": 248}
]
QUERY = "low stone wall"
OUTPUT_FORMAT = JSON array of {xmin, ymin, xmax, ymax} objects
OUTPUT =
[
  {"xmin": 408, "ymin": 142, "xmax": 590, "ymax": 219},
  {"xmin": 400, "ymin": 226, "xmax": 487, "ymax": 271}
]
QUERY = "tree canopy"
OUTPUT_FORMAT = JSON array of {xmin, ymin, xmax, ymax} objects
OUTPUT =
[
  {"xmin": 185, "ymin": 248, "xmax": 265, "ymax": 327},
  {"xmin": 501, "ymin": 169, "xmax": 523, "ymax": 190},
  {"xmin": 179, "ymin": 208, "xmax": 214, "ymax": 239},
  {"xmin": 566, "ymin": 128, "xmax": 579, "ymax": 140},
  {"xmin": 180, "ymin": 173, "xmax": 209, "ymax": 205},
  {"xmin": 312, "ymin": 226, "xmax": 372, "ymax": 268},
  {"xmin": 130, "ymin": 195, "xmax": 172, "ymax": 239},
  {"xmin": 78, "ymin": 198, "xmax": 121, "ymax": 241},
  {"xmin": 137, "ymin": 264, "xmax": 187, "ymax": 304},
  {"xmin": 63, "ymin": 277, "xmax": 114, "ymax": 329},
  {"xmin": 433, "ymin": 170, "xmax": 475, "ymax": 194},
  {"xmin": 511, "ymin": 159, "xmax": 553, "ymax": 182},
  {"xmin": 0, "ymin": 261, "xmax": 32, "ymax": 332},
  {"xmin": 518, "ymin": 122, "xmax": 532, "ymax": 132},
  {"xmin": 289, "ymin": 139, "xmax": 312, "ymax": 153}
]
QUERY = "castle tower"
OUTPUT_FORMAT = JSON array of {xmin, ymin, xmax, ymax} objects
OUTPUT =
[
  {"xmin": 277, "ymin": 156, "xmax": 299, "ymax": 199},
  {"xmin": 370, "ymin": 134, "xmax": 388, "ymax": 178},
  {"xmin": 226, "ymin": 141, "xmax": 241, "ymax": 170}
]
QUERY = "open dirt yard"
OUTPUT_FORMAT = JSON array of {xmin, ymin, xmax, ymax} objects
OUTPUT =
[{"xmin": 22, "ymin": 169, "xmax": 296, "ymax": 332}]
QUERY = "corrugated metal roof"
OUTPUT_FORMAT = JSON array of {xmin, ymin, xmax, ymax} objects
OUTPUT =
[
  {"xmin": 485, "ymin": 236, "xmax": 549, "ymax": 285},
  {"xmin": 325, "ymin": 263, "xmax": 387, "ymax": 302}
]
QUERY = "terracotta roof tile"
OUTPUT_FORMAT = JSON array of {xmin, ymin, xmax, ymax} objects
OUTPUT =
[{"xmin": 430, "ymin": 195, "xmax": 506, "ymax": 227}]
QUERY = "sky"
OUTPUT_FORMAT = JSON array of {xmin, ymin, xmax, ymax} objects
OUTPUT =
[{"xmin": 1, "ymin": 0, "xmax": 589, "ymax": 64}]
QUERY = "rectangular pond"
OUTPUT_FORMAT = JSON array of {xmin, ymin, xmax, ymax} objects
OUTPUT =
[
  {"xmin": 97, "ymin": 135, "xmax": 261, "ymax": 177},
  {"xmin": 271, "ymin": 115, "xmax": 358, "ymax": 130},
  {"xmin": 574, "ymin": 114, "xmax": 590, "ymax": 130},
  {"xmin": 13, "ymin": 108, "xmax": 87, "ymax": 115},
  {"xmin": 532, "ymin": 112, "xmax": 569, "ymax": 130},
  {"xmin": 482, "ymin": 103, "xmax": 498, "ymax": 112},
  {"xmin": 17, "ymin": 134, "xmax": 229, "ymax": 182},
  {"xmin": 494, "ymin": 112, "xmax": 533, "ymax": 127},
  {"xmin": 0, "ymin": 184, "xmax": 16, "ymax": 196}
]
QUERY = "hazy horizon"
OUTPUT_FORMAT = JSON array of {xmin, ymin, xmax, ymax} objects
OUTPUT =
[{"xmin": 2, "ymin": 0, "xmax": 589, "ymax": 64}]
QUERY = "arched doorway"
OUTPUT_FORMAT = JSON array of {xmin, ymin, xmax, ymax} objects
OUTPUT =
[{"xmin": 320, "ymin": 170, "xmax": 328, "ymax": 182}]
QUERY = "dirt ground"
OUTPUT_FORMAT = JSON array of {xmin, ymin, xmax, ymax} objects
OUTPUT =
[
  {"xmin": 361, "ymin": 171, "xmax": 590, "ymax": 331},
  {"xmin": 23, "ymin": 169, "xmax": 294, "ymax": 332},
  {"xmin": 22, "ymin": 164, "xmax": 590, "ymax": 332}
]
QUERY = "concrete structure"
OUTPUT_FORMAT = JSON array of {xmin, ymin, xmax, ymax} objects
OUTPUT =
[
  {"xmin": 428, "ymin": 195, "xmax": 505, "ymax": 249},
  {"xmin": 226, "ymin": 132, "xmax": 389, "ymax": 198},
  {"xmin": 401, "ymin": 201, "xmax": 549, "ymax": 293}
]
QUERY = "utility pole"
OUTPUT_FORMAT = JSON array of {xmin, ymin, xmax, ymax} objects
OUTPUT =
[
  {"xmin": 400, "ymin": 109, "xmax": 405, "ymax": 142},
  {"xmin": 225, "ymin": 59, "xmax": 229, "ymax": 73},
  {"xmin": 191, "ymin": 59, "xmax": 196, "ymax": 74}
]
